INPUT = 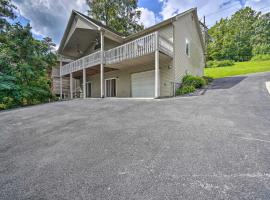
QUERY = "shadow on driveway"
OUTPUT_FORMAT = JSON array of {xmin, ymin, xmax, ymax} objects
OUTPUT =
[{"xmin": 209, "ymin": 76, "xmax": 247, "ymax": 90}]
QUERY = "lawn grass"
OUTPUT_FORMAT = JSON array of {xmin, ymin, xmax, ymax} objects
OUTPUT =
[{"xmin": 204, "ymin": 60, "xmax": 270, "ymax": 79}]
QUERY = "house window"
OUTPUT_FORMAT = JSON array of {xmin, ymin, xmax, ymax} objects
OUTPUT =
[{"xmin": 185, "ymin": 39, "xmax": 190, "ymax": 57}]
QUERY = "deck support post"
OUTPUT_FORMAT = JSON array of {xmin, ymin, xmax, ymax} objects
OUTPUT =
[
  {"xmin": 60, "ymin": 58, "xmax": 63, "ymax": 100},
  {"xmin": 70, "ymin": 72, "xmax": 73, "ymax": 99},
  {"xmin": 155, "ymin": 32, "xmax": 160, "ymax": 98},
  {"xmin": 100, "ymin": 30, "xmax": 105, "ymax": 98},
  {"xmin": 83, "ymin": 68, "xmax": 86, "ymax": 99}
]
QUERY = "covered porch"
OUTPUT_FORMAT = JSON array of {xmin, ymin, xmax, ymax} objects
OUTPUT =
[{"xmin": 62, "ymin": 51, "xmax": 173, "ymax": 98}]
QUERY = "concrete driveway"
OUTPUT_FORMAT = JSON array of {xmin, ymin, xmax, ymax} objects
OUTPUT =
[{"xmin": 1, "ymin": 72, "xmax": 270, "ymax": 200}]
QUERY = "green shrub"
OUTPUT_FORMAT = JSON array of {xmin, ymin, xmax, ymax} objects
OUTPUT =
[
  {"xmin": 182, "ymin": 75, "xmax": 206, "ymax": 89},
  {"xmin": 182, "ymin": 74, "xmax": 193, "ymax": 83},
  {"xmin": 176, "ymin": 85, "xmax": 196, "ymax": 95},
  {"xmin": 251, "ymin": 54, "xmax": 270, "ymax": 61},
  {"xmin": 0, "ymin": 97, "xmax": 15, "ymax": 110},
  {"xmin": 206, "ymin": 60, "xmax": 235, "ymax": 68}
]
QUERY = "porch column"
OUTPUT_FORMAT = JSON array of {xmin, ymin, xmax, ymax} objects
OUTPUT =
[
  {"xmin": 70, "ymin": 72, "xmax": 73, "ymax": 99},
  {"xmin": 100, "ymin": 30, "xmax": 105, "ymax": 98},
  {"xmin": 60, "ymin": 59, "xmax": 63, "ymax": 100},
  {"xmin": 83, "ymin": 68, "xmax": 86, "ymax": 99},
  {"xmin": 155, "ymin": 32, "xmax": 160, "ymax": 98}
]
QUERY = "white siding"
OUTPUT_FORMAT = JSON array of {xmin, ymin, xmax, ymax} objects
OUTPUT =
[
  {"xmin": 159, "ymin": 25, "xmax": 173, "ymax": 43},
  {"xmin": 160, "ymin": 61, "xmax": 174, "ymax": 97},
  {"xmin": 173, "ymin": 12, "xmax": 205, "ymax": 83}
]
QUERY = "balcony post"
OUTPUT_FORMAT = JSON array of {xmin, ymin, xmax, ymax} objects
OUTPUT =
[
  {"xmin": 83, "ymin": 68, "xmax": 86, "ymax": 99},
  {"xmin": 100, "ymin": 30, "xmax": 105, "ymax": 98},
  {"xmin": 59, "ymin": 58, "xmax": 63, "ymax": 100},
  {"xmin": 155, "ymin": 32, "xmax": 160, "ymax": 98},
  {"xmin": 70, "ymin": 72, "xmax": 73, "ymax": 99}
]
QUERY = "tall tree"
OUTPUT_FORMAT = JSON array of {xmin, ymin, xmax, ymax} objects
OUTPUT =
[
  {"xmin": 0, "ymin": 23, "xmax": 57, "ymax": 109},
  {"xmin": 207, "ymin": 7, "xmax": 264, "ymax": 61},
  {"xmin": 86, "ymin": 0, "xmax": 144, "ymax": 36},
  {"xmin": 0, "ymin": 2, "xmax": 57, "ymax": 109},
  {"xmin": 251, "ymin": 13, "xmax": 270, "ymax": 55}
]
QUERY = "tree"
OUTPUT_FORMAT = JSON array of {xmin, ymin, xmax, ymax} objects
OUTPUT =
[
  {"xmin": 251, "ymin": 13, "xmax": 270, "ymax": 55},
  {"xmin": 86, "ymin": 0, "xmax": 144, "ymax": 36},
  {"xmin": 207, "ymin": 7, "xmax": 266, "ymax": 61},
  {"xmin": 0, "ymin": 3, "xmax": 57, "ymax": 109},
  {"xmin": 0, "ymin": 23, "xmax": 57, "ymax": 109},
  {"xmin": 0, "ymin": 0, "xmax": 16, "ymax": 31}
]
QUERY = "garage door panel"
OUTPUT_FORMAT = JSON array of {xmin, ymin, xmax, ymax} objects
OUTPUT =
[{"xmin": 131, "ymin": 70, "xmax": 155, "ymax": 97}]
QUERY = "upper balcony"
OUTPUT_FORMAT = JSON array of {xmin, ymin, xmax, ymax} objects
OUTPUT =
[{"xmin": 60, "ymin": 32, "xmax": 173, "ymax": 76}]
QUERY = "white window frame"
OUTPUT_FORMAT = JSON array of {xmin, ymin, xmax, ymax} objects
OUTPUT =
[{"xmin": 185, "ymin": 38, "xmax": 190, "ymax": 57}]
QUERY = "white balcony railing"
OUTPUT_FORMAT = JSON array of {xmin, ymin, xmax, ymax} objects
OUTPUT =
[
  {"xmin": 105, "ymin": 32, "xmax": 156, "ymax": 65},
  {"xmin": 60, "ymin": 32, "xmax": 173, "ymax": 76},
  {"xmin": 61, "ymin": 51, "xmax": 101, "ymax": 76}
]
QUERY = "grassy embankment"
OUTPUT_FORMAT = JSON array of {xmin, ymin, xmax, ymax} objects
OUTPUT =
[{"xmin": 205, "ymin": 60, "xmax": 270, "ymax": 79}]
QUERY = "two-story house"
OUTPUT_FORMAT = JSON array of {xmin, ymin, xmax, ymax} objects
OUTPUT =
[{"xmin": 57, "ymin": 8, "xmax": 205, "ymax": 99}]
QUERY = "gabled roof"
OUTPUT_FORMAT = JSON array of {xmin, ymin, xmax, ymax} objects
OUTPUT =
[
  {"xmin": 58, "ymin": 8, "xmax": 205, "ymax": 54},
  {"xmin": 58, "ymin": 10, "xmax": 123, "ymax": 54}
]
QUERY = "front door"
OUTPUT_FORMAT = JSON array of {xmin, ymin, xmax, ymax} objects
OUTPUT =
[
  {"xmin": 86, "ymin": 82, "xmax": 91, "ymax": 97},
  {"xmin": 105, "ymin": 79, "xmax": 116, "ymax": 97}
]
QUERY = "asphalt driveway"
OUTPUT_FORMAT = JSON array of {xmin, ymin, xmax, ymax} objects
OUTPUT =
[{"xmin": 1, "ymin": 72, "xmax": 270, "ymax": 200}]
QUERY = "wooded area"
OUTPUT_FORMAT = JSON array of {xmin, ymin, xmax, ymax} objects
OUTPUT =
[
  {"xmin": 0, "ymin": 0, "xmax": 57, "ymax": 109},
  {"xmin": 207, "ymin": 7, "xmax": 270, "ymax": 62}
]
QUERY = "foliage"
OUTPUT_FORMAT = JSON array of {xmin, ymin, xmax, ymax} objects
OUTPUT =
[
  {"xmin": 251, "ymin": 13, "xmax": 270, "ymax": 55},
  {"xmin": 176, "ymin": 85, "xmax": 196, "ymax": 95},
  {"xmin": 204, "ymin": 60, "xmax": 270, "ymax": 78},
  {"xmin": 182, "ymin": 75, "xmax": 206, "ymax": 89},
  {"xmin": 0, "ymin": 2, "xmax": 57, "ymax": 110},
  {"xmin": 251, "ymin": 54, "xmax": 270, "ymax": 61},
  {"xmin": 176, "ymin": 75, "xmax": 206, "ymax": 96},
  {"xmin": 207, "ymin": 7, "xmax": 269, "ymax": 62},
  {"xmin": 86, "ymin": 0, "xmax": 144, "ymax": 36},
  {"xmin": 0, "ymin": 0, "xmax": 16, "ymax": 31},
  {"xmin": 206, "ymin": 60, "xmax": 234, "ymax": 68}
]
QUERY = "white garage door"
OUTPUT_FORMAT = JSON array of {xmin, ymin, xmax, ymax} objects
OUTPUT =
[{"xmin": 131, "ymin": 70, "xmax": 155, "ymax": 97}]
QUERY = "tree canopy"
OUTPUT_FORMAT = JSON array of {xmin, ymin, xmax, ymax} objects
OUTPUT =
[
  {"xmin": 0, "ymin": 0, "xmax": 57, "ymax": 109},
  {"xmin": 207, "ymin": 7, "xmax": 270, "ymax": 61},
  {"xmin": 86, "ymin": 0, "xmax": 144, "ymax": 36},
  {"xmin": 0, "ymin": 0, "xmax": 16, "ymax": 31}
]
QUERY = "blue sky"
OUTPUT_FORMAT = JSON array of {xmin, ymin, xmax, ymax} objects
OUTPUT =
[{"xmin": 12, "ymin": 0, "xmax": 270, "ymax": 47}]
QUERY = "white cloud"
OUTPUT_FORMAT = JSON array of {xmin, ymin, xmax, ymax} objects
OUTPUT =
[
  {"xmin": 13, "ymin": 0, "xmax": 88, "ymax": 44},
  {"xmin": 158, "ymin": 0, "xmax": 270, "ymax": 27},
  {"xmin": 137, "ymin": 7, "xmax": 160, "ymax": 28},
  {"xmin": 11, "ymin": 0, "xmax": 270, "ymax": 46}
]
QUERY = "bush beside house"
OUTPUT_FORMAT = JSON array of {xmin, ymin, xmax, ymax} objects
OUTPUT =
[{"xmin": 176, "ymin": 75, "xmax": 208, "ymax": 95}]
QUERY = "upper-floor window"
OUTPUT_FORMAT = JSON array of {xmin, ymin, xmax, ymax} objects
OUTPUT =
[{"xmin": 185, "ymin": 39, "xmax": 190, "ymax": 57}]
